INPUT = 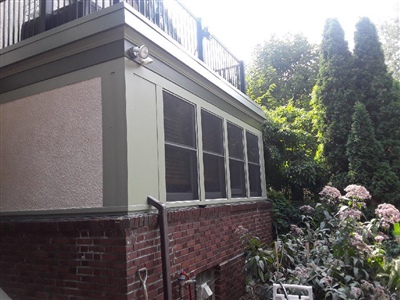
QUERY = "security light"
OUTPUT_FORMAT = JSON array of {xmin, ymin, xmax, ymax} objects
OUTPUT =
[{"xmin": 127, "ymin": 44, "xmax": 153, "ymax": 65}]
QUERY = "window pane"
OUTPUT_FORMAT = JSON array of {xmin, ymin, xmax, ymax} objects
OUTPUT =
[
  {"xmin": 248, "ymin": 164, "xmax": 262, "ymax": 197},
  {"xmin": 204, "ymin": 153, "xmax": 226, "ymax": 199},
  {"xmin": 246, "ymin": 131, "xmax": 262, "ymax": 197},
  {"xmin": 246, "ymin": 132, "xmax": 260, "ymax": 163},
  {"xmin": 165, "ymin": 145, "xmax": 198, "ymax": 201},
  {"xmin": 201, "ymin": 111, "xmax": 223, "ymax": 154},
  {"xmin": 163, "ymin": 92, "xmax": 196, "ymax": 148},
  {"xmin": 229, "ymin": 159, "xmax": 246, "ymax": 198},
  {"xmin": 227, "ymin": 123, "xmax": 243, "ymax": 159}
]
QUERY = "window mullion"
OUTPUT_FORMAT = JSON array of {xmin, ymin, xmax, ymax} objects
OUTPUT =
[
  {"xmin": 224, "ymin": 119, "xmax": 232, "ymax": 199},
  {"xmin": 259, "ymin": 134, "xmax": 266, "ymax": 197},
  {"xmin": 243, "ymin": 130, "xmax": 250, "ymax": 198},
  {"xmin": 197, "ymin": 105, "xmax": 205, "ymax": 202}
]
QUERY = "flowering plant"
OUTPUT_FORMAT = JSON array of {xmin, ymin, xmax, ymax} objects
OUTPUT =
[{"xmin": 243, "ymin": 185, "xmax": 400, "ymax": 299}]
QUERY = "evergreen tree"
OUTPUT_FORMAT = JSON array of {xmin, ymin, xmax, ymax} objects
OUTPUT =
[
  {"xmin": 347, "ymin": 102, "xmax": 383, "ymax": 187},
  {"xmin": 313, "ymin": 18, "xmax": 356, "ymax": 188},
  {"xmin": 347, "ymin": 102, "xmax": 400, "ymax": 204},
  {"xmin": 353, "ymin": 17, "xmax": 394, "ymax": 128},
  {"xmin": 353, "ymin": 17, "xmax": 400, "ymax": 203}
]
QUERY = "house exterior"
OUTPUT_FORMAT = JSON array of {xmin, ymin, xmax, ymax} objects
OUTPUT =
[{"xmin": 0, "ymin": 1, "xmax": 272, "ymax": 299}]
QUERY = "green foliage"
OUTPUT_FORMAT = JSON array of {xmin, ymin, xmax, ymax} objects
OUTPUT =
[
  {"xmin": 346, "ymin": 102, "xmax": 384, "ymax": 187},
  {"xmin": 310, "ymin": 17, "xmax": 400, "ymax": 202},
  {"xmin": 354, "ymin": 17, "xmax": 395, "ymax": 128},
  {"xmin": 377, "ymin": 97, "xmax": 400, "ymax": 181},
  {"xmin": 370, "ymin": 162, "xmax": 400, "ymax": 204},
  {"xmin": 313, "ymin": 18, "xmax": 356, "ymax": 189},
  {"xmin": 263, "ymin": 103, "xmax": 326, "ymax": 199},
  {"xmin": 394, "ymin": 223, "xmax": 400, "ymax": 236},
  {"xmin": 247, "ymin": 16, "xmax": 400, "ymax": 205},
  {"xmin": 268, "ymin": 189, "xmax": 302, "ymax": 236},
  {"xmin": 247, "ymin": 33, "xmax": 319, "ymax": 110},
  {"xmin": 243, "ymin": 185, "xmax": 400, "ymax": 299}
]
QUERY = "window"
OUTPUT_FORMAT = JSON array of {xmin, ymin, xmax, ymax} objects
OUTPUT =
[
  {"xmin": 227, "ymin": 123, "xmax": 246, "ymax": 198},
  {"xmin": 201, "ymin": 110, "xmax": 226, "ymax": 199},
  {"xmin": 163, "ymin": 92, "xmax": 198, "ymax": 201},
  {"xmin": 246, "ymin": 131, "xmax": 262, "ymax": 197},
  {"xmin": 162, "ymin": 90, "xmax": 263, "ymax": 202}
]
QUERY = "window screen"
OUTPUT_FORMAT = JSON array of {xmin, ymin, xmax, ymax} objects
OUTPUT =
[
  {"xmin": 163, "ymin": 92, "xmax": 198, "ymax": 201},
  {"xmin": 246, "ymin": 132, "xmax": 262, "ymax": 197},
  {"xmin": 201, "ymin": 110, "xmax": 226, "ymax": 199},
  {"xmin": 228, "ymin": 123, "xmax": 246, "ymax": 198}
]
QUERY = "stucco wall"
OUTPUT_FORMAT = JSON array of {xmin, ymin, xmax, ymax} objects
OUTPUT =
[{"xmin": 0, "ymin": 77, "xmax": 103, "ymax": 212}]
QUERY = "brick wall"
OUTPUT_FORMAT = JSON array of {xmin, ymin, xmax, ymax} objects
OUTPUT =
[{"xmin": 0, "ymin": 201, "xmax": 272, "ymax": 300}]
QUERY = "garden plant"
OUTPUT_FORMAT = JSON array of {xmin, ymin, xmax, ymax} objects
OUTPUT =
[{"xmin": 240, "ymin": 185, "xmax": 400, "ymax": 299}]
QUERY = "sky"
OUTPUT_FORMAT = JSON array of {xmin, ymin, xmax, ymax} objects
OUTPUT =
[{"xmin": 179, "ymin": 0, "xmax": 400, "ymax": 63}]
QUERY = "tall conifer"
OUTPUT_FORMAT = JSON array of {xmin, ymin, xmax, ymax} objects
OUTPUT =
[
  {"xmin": 347, "ymin": 102, "xmax": 383, "ymax": 187},
  {"xmin": 314, "ymin": 18, "xmax": 356, "ymax": 188},
  {"xmin": 353, "ymin": 17, "xmax": 400, "ymax": 202},
  {"xmin": 347, "ymin": 102, "xmax": 400, "ymax": 204},
  {"xmin": 353, "ymin": 17, "xmax": 394, "ymax": 129}
]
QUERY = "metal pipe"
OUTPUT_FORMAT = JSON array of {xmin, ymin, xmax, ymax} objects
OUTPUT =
[{"xmin": 147, "ymin": 196, "xmax": 172, "ymax": 300}]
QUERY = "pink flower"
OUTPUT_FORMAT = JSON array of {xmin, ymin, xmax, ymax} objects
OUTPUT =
[
  {"xmin": 320, "ymin": 276, "xmax": 334, "ymax": 286},
  {"xmin": 375, "ymin": 204, "xmax": 400, "ymax": 228},
  {"xmin": 292, "ymin": 266, "xmax": 309, "ymax": 280},
  {"xmin": 361, "ymin": 280, "xmax": 374, "ymax": 291},
  {"xmin": 338, "ymin": 208, "xmax": 362, "ymax": 221},
  {"xmin": 319, "ymin": 186, "xmax": 341, "ymax": 204},
  {"xmin": 344, "ymin": 185, "xmax": 371, "ymax": 200},
  {"xmin": 349, "ymin": 233, "xmax": 372, "ymax": 254},
  {"xmin": 299, "ymin": 205, "xmax": 314, "ymax": 214},
  {"xmin": 290, "ymin": 224, "xmax": 304, "ymax": 235},
  {"xmin": 350, "ymin": 286, "xmax": 362, "ymax": 298},
  {"xmin": 374, "ymin": 232, "xmax": 389, "ymax": 243}
]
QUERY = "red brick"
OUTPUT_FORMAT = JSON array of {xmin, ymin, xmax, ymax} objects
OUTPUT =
[{"xmin": 0, "ymin": 201, "xmax": 272, "ymax": 300}]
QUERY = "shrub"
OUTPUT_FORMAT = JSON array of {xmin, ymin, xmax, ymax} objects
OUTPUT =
[{"xmin": 268, "ymin": 189, "xmax": 302, "ymax": 237}]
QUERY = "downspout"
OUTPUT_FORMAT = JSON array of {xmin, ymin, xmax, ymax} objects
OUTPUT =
[{"xmin": 147, "ymin": 196, "xmax": 172, "ymax": 300}]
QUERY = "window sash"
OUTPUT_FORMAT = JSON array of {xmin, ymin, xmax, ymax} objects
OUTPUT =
[
  {"xmin": 246, "ymin": 131, "xmax": 262, "ymax": 197},
  {"xmin": 163, "ymin": 92, "xmax": 198, "ymax": 201},
  {"xmin": 201, "ymin": 110, "xmax": 227, "ymax": 199}
]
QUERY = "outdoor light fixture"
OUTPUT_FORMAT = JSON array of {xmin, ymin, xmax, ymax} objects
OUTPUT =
[{"xmin": 127, "ymin": 44, "xmax": 153, "ymax": 65}]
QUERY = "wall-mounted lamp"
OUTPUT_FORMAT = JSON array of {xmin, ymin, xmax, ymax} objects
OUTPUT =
[{"xmin": 127, "ymin": 45, "xmax": 153, "ymax": 65}]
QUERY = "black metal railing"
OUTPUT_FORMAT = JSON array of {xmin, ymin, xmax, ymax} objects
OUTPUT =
[{"xmin": 0, "ymin": 0, "xmax": 245, "ymax": 93}]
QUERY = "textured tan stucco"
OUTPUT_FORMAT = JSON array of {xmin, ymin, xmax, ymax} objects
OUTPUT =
[{"xmin": 0, "ymin": 77, "xmax": 103, "ymax": 212}]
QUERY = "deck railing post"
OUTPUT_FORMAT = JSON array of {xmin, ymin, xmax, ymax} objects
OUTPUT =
[
  {"xmin": 196, "ymin": 17, "xmax": 204, "ymax": 62},
  {"xmin": 239, "ymin": 60, "xmax": 246, "ymax": 94},
  {"xmin": 38, "ymin": 0, "xmax": 52, "ymax": 33}
]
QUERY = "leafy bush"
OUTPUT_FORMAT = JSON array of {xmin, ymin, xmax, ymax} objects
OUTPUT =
[
  {"xmin": 268, "ymin": 189, "xmax": 302, "ymax": 236},
  {"xmin": 241, "ymin": 185, "xmax": 400, "ymax": 299}
]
